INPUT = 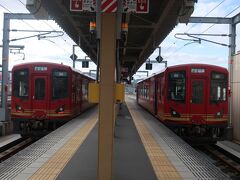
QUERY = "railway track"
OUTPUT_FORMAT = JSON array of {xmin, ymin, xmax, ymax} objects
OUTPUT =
[
  {"xmin": 0, "ymin": 137, "xmax": 33, "ymax": 162},
  {"xmin": 200, "ymin": 145, "xmax": 240, "ymax": 179}
]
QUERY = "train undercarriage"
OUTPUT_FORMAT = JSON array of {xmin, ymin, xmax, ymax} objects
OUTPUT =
[
  {"xmin": 12, "ymin": 118, "xmax": 69, "ymax": 137},
  {"xmin": 168, "ymin": 123, "xmax": 227, "ymax": 145}
]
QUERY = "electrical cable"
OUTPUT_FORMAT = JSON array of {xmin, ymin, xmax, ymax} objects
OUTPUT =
[
  {"xmin": 17, "ymin": 0, "xmax": 73, "ymax": 53},
  {"xmin": 185, "ymin": 0, "xmax": 227, "ymax": 33},
  {"xmin": 164, "ymin": 0, "xmax": 230, "ymax": 56},
  {"xmin": 0, "ymin": 3, "xmax": 11, "ymax": 12},
  {"xmin": 0, "ymin": 2, "xmax": 36, "ymax": 30},
  {"xmin": 201, "ymin": 5, "xmax": 240, "ymax": 34},
  {"xmin": 165, "ymin": 1, "xmax": 239, "ymax": 60},
  {"xmin": 0, "ymin": 1, "xmax": 72, "ymax": 56}
]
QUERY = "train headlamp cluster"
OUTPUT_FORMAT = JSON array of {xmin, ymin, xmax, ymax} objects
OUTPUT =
[
  {"xmin": 16, "ymin": 104, "xmax": 24, "ymax": 112},
  {"xmin": 215, "ymin": 111, "xmax": 223, "ymax": 118},
  {"xmin": 171, "ymin": 108, "xmax": 181, "ymax": 118},
  {"xmin": 56, "ymin": 105, "xmax": 65, "ymax": 114}
]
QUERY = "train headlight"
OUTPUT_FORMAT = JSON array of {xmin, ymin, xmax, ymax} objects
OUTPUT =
[
  {"xmin": 56, "ymin": 105, "xmax": 65, "ymax": 114},
  {"xmin": 170, "ymin": 108, "xmax": 181, "ymax": 117},
  {"xmin": 215, "ymin": 111, "xmax": 223, "ymax": 118},
  {"xmin": 16, "ymin": 104, "xmax": 24, "ymax": 112}
]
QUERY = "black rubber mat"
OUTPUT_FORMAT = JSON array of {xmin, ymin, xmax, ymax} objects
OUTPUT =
[
  {"xmin": 57, "ymin": 103, "xmax": 157, "ymax": 180},
  {"xmin": 113, "ymin": 103, "xmax": 157, "ymax": 180}
]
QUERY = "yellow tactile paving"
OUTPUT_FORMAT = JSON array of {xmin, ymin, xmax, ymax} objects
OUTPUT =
[
  {"xmin": 126, "ymin": 100, "xmax": 182, "ymax": 180},
  {"xmin": 30, "ymin": 114, "xmax": 98, "ymax": 180}
]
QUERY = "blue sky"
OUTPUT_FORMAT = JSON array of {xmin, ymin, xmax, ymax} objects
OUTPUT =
[{"xmin": 0, "ymin": 0, "xmax": 240, "ymax": 78}]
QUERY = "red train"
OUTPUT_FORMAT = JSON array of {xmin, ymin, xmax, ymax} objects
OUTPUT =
[
  {"xmin": 0, "ymin": 71, "xmax": 12, "ymax": 106},
  {"xmin": 11, "ymin": 62, "xmax": 95, "ymax": 136},
  {"xmin": 137, "ymin": 64, "xmax": 228, "ymax": 143}
]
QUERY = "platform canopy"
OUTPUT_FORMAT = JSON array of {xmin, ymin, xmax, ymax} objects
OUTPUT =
[{"xmin": 37, "ymin": 0, "xmax": 195, "ymax": 79}]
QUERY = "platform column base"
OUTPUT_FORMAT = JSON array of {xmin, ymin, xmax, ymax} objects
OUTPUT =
[
  {"xmin": 225, "ymin": 126, "xmax": 233, "ymax": 140},
  {"xmin": 0, "ymin": 121, "xmax": 10, "ymax": 136}
]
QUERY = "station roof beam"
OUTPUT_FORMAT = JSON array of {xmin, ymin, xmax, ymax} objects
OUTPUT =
[{"xmin": 36, "ymin": 0, "xmax": 196, "ymax": 79}]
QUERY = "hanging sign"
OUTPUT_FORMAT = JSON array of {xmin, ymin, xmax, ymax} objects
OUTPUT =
[
  {"xmin": 70, "ymin": 0, "xmax": 96, "ymax": 12},
  {"xmin": 70, "ymin": 0, "xmax": 149, "ymax": 13},
  {"xmin": 136, "ymin": 0, "xmax": 148, "ymax": 13},
  {"xmin": 101, "ymin": 0, "xmax": 118, "ymax": 13},
  {"xmin": 123, "ymin": 0, "xmax": 149, "ymax": 13}
]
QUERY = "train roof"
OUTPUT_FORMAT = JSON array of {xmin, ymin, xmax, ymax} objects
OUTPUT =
[
  {"xmin": 12, "ymin": 62, "xmax": 69, "ymax": 69},
  {"xmin": 167, "ymin": 63, "xmax": 227, "ymax": 70},
  {"xmin": 137, "ymin": 63, "xmax": 227, "ymax": 84},
  {"xmin": 12, "ymin": 62, "xmax": 95, "ymax": 80}
]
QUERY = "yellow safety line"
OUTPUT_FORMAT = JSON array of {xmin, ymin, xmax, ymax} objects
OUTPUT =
[
  {"xmin": 126, "ymin": 100, "xmax": 182, "ymax": 180},
  {"xmin": 29, "ymin": 114, "xmax": 98, "ymax": 180}
]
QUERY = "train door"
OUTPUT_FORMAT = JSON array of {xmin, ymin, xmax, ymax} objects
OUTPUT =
[
  {"xmin": 31, "ymin": 76, "xmax": 48, "ymax": 118},
  {"xmin": 189, "ymin": 78, "xmax": 207, "ymax": 124}
]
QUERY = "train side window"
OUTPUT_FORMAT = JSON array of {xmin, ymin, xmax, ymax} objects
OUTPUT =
[
  {"xmin": 210, "ymin": 72, "xmax": 227, "ymax": 103},
  {"xmin": 82, "ymin": 79, "xmax": 88, "ymax": 100},
  {"xmin": 168, "ymin": 71, "xmax": 186, "ymax": 102},
  {"xmin": 145, "ymin": 87, "xmax": 147, "ymax": 98},
  {"xmin": 13, "ymin": 69, "xmax": 29, "ymax": 99},
  {"xmin": 143, "ymin": 86, "xmax": 146, "ymax": 98},
  {"xmin": 52, "ymin": 69, "xmax": 68, "ymax": 100},
  {"xmin": 35, "ymin": 78, "xmax": 45, "ymax": 100}
]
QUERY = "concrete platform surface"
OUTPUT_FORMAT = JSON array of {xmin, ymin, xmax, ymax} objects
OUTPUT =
[
  {"xmin": 217, "ymin": 140, "xmax": 240, "ymax": 158},
  {"xmin": 0, "ymin": 134, "xmax": 21, "ymax": 148}
]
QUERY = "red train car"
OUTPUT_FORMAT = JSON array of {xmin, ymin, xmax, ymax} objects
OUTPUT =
[
  {"xmin": 11, "ymin": 62, "xmax": 95, "ymax": 136},
  {"xmin": 137, "ymin": 64, "xmax": 228, "ymax": 143},
  {"xmin": 0, "ymin": 71, "xmax": 12, "ymax": 106}
]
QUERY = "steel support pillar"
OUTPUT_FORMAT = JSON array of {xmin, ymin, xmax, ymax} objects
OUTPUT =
[
  {"xmin": 182, "ymin": 13, "xmax": 240, "ymax": 140},
  {"xmin": 0, "ymin": 13, "xmax": 37, "ymax": 122},
  {"xmin": 227, "ymin": 23, "xmax": 236, "ymax": 140},
  {"xmin": 0, "ymin": 14, "xmax": 10, "ymax": 121},
  {"xmin": 97, "ymin": 13, "xmax": 117, "ymax": 180}
]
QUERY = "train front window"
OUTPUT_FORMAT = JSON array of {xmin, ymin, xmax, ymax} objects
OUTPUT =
[
  {"xmin": 210, "ymin": 72, "xmax": 227, "ymax": 103},
  {"xmin": 52, "ymin": 69, "xmax": 68, "ymax": 100},
  {"xmin": 168, "ymin": 71, "xmax": 186, "ymax": 102},
  {"xmin": 13, "ymin": 69, "xmax": 29, "ymax": 98}
]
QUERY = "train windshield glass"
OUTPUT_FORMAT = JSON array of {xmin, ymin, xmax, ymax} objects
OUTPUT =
[
  {"xmin": 52, "ymin": 69, "xmax": 68, "ymax": 99},
  {"xmin": 168, "ymin": 71, "xmax": 186, "ymax": 102},
  {"xmin": 210, "ymin": 72, "xmax": 227, "ymax": 103},
  {"xmin": 13, "ymin": 69, "xmax": 29, "ymax": 98}
]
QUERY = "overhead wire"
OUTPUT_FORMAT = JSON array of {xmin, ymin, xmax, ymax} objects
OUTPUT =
[
  {"xmin": 15, "ymin": 0, "xmax": 72, "ymax": 55},
  {"xmin": 165, "ymin": 0, "xmax": 229, "ymax": 57},
  {"xmin": 201, "ymin": 4, "xmax": 240, "ymax": 34},
  {"xmin": 17, "ymin": 0, "xmax": 25, "ymax": 7},
  {"xmin": 184, "ymin": 0, "xmax": 227, "ymax": 33},
  {"xmin": 0, "ymin": 1, "xmax": 36, "ymax": 30},
  {"xmin": 0, "ymin": 3, "xmax": 11, "ymax": 12},
  {"xmin": 165, "ymin": 0, "xmax": 238, "ymax": 60}
]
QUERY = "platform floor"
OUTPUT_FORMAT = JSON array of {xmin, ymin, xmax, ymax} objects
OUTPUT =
[
  {"xmin": 57, "ymin": 99, "xmax": 157, "ymax": 180},
  {"xmin": 217, "ymin": 140, "xmax": 240, "ymax": 158},
  {"xmin": 0, "ymin": 96, "xmax": 232, "ymax": 179},
  {"xmin": 0, "ymin": 134, "xmax": 21, "ymax": 148}
]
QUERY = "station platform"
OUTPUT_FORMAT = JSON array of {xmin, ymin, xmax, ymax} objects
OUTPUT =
[
  {"xmin": 0, "ymin": 96, "xmax": 231, "ymax": 179},
  {"xmin": 217, "ymin": 140, "xmax": 240, "ymax": 158},
  {"xmin": 0, "ymin": 134, "xmax": 21, "ymax": 148}
]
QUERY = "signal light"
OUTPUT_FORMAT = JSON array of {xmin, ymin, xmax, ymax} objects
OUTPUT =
[
  {"xmin": 145, "ymin": 63, "xmax": 152, "ymax": 70},
  {"xmin": 89, "ymin": 21, "xmax": 96, "ymax": 33},
  {"xmin": 121, "ymin": 22, "xmax": 128, "ymax": 33},
  {"xmin": 82, "ymin": 61, "xmax": 89, "ymax": 68}
]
